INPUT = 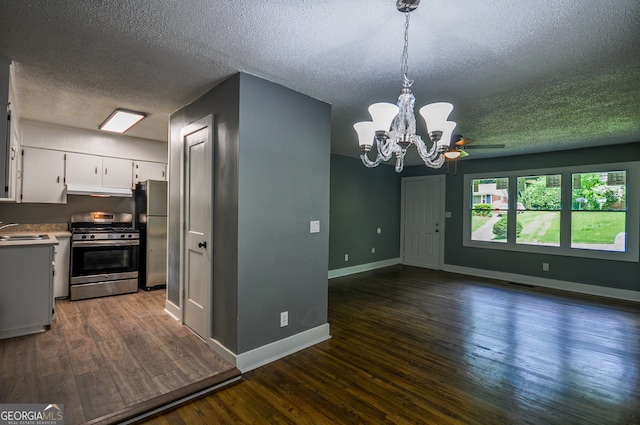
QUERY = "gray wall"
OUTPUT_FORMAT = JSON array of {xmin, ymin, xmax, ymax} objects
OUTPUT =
[
  {"xmin": 403, "ymin": 141, "xmax": 640, "ymax": 292},
  {"xmin": 169, "ymin": 72, "xmax": 331, "ymax": 355},
  {"xmin": 329, "ymin": 154, "xmax": 401, "ymax": 270},
  {"xmin": 169, "ymin": 73, "xmax": 241, "ymax": 350},
  {"xmin": 236, "ymin": 73, "xmax": 331, "ymax": 353}
]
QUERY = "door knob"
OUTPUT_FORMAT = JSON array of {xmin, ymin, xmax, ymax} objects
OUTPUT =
[{"xmin": 198, "ymin": 241, "xmax": 207, "ymax": 249}]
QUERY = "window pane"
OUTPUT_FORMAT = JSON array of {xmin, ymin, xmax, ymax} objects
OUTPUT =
[
  {"xmin": 516, "ymin": 175, "xmax": 561, "ymax": 246},
  {"xmin": 571, "ymin": 171, "xmax": 626, "ymax": 251},
  {"xmin": 471, "ymin": 178, "xmax": 508, "ymax": 243}
]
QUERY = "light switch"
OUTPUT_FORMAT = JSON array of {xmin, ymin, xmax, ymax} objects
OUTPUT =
[{"xmin": 310, "ymin": 220, "xmax": 320, "ymax": 233}]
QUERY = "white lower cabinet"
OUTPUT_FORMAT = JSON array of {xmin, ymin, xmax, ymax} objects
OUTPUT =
[
  {"xmin": 20, "ymin": 147, "xmax": 66, "ymax": 203},
  {"xmin": 53, "ymin": 234, "xmax": 70, "ymax": 298}
]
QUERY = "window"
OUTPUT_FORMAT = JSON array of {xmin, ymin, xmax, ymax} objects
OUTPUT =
[
  {"xmin": 516, "ymin": 174, "xmax": 561, "ymax": 247},
  {"xmin": 471, "ymin": 178, "xmax": 509, "ymax": 243},
  {"xmin": 571, "ymin": 171, "xmax": 626, "ymax": 252},
  {"xmin": 463, "ymin": 162, "xmax": 639, "ymax": 262}
]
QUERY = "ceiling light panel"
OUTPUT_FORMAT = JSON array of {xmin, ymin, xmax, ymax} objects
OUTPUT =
[{"xmin": 99, "ymin": 109, "xmax": 147, "ymax": 133}]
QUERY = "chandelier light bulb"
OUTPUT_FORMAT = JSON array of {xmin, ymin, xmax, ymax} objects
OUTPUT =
[
  {"xmin": 353, "ymin": 122, "xmax": 377, "ymax": 149},
  {"xmin": 368, "ymin": 103, "xmax": 399, "ymax": 132}
]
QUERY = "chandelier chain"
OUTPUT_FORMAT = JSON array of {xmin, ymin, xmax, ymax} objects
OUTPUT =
[{"xmin": 401, "ymin": 10, "xmax": 413, "ymax": 87}]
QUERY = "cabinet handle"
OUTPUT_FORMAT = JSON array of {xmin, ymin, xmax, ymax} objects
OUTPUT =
[
  {"xmin": 105, "ymin": 168, "xmax": 108, "ymax": 175},
  {"xmin": 10, "ymin": 147, "xmax": 16, "ymax": 160},
  {"xmin": 56, "ymin": 176, "xmax": 60, "ymax": 184},
  {"xmin": 162, "ymin": 170, "xmax": 165, "ymax": 178},
  {"xmin": 95, "ymin": 167, "xmax": 98, "ymax": 174}
]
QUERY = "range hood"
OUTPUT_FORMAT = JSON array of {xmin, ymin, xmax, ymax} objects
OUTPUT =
[{"xmin": 66, "ymin": 184, "xmax": 132, "ymax": 197}]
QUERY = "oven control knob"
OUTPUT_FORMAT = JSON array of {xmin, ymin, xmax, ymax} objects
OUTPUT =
[
  {"xmin": 90, "ymin": 235, "xmax": 95, "ymax": 239},
  {"xmin": 81, "ymin": 235, "xmax": 87, "ymax": 239},
  {"xmin": 121, "ymin": 234, "xmax": 125, "ymax": 238},
  {"xmin": 129, "ymin": 234, "xmax": 133, "ymax": 238}
]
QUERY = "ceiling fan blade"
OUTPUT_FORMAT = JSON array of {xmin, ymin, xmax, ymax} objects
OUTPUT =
[
  {"xmin": 463, "ymin": 144, "xmax": 506, "ymax": 149},
  {"xmin": 453, "ymin": 135, "xmax": 475, "ymax": 147}
]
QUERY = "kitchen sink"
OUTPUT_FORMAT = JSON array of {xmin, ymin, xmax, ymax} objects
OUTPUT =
[{"xmin": 0, "ymin": 234, "xmax": 49, "ymax": 241}]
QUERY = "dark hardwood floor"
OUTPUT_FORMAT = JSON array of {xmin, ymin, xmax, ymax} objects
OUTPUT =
[
  {"xmin": 0, "ymin": 289, "xmax": 238, "ymax": 425},
  {"xmin": 140, "ymin": 266, "xmax": 639, "ymax": 425}
]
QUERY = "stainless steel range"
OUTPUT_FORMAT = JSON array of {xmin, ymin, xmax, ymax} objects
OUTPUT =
[{"xmin": 69, "ymin": 212, "xmax": 139, "ymax": 301}]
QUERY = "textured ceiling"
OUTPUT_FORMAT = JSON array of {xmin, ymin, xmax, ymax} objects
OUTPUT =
[{"xmin": 0, "ymin": 0, "xmax": 639, "ymax": 164}]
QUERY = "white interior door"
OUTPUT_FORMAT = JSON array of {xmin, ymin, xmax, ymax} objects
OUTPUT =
[
  {"xmin": 402, "ymin": 176, "xmax": 444, "ymax": 269},
  {"xmin": 181, "ymin": 118, "xmax": 212, "ymax": 340}
]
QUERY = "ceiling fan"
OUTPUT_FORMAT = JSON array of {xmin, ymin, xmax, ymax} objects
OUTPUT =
[{"xmin": 445, "ymin": 135, "xmax": 506, "ymax": 159}]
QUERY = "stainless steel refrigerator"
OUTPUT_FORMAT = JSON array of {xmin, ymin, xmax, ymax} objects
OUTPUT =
[{"xmin": 135, "ymin": 180, "xmax": 167, "ymax": 290}]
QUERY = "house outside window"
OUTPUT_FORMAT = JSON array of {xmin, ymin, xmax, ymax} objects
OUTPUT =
[{"xmin": 463, "ymin": 162, "xmax": 639, "ymax": 262}]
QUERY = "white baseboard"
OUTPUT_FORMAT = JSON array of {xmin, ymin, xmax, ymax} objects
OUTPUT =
[
  {"xmin": 164, "ymin": 300, "xmax": 181, "ymax": 321},
  {"xmin": 206, "ymin": 338, "xmax": 240, "ymax": 367},
  {"xmin": 444, "ymin": 265, "xmax": 640, "ymax": 302},
  {"xmin": 329, "ymin": 258, "xmax": 401, "ymax": 279},
  {"xmin": 165, "ymin": 301, "xmax": 330, "ymax": 373},
  {"xmin": 232, "ymin": 323, "xmax": 331, "ymax": 373}
]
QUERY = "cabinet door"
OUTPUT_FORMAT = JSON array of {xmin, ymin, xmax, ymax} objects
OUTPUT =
[
  {"xmin": 20, "ymin": 148, "xmax": 66, "ymax": 203},
  {"xmin": 65, "ymin": 152, "xmax": 102, "ymax": 187},
  {"xmin": 53, "ymin": 235, "xmax": 70, "ymax": 298},
  {"xmin": 0, "ymin": 244, "xmax": 54, "ymax": 338},
  {"xmin": 103, "ymin": 157, "xmax": 133, "ymax": 188},
  {"xmin": 1, "ymin": 136, "xmax": 20, "ymax": 201},
  {"xmin": 0, "ymin": 113, "xmax": 20, "ymax": 201},
  {"xmin": 134, "ymin": 161, "xmax": 167, "ymax": 183}
]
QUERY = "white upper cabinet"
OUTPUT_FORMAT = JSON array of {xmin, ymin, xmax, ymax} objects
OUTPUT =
[
  {"xmin": 0, "ymin": 58, "xmax": 20, "ymax": 202},
  {"xmin": 17, "ymin": 122, "xmax": 166, "ymax": 202},
  {"xmin": 65, "ymin": 152, "xmax": 102, "ymax": 187},
  {"xmin": 134, "ymin": 161, "xmax": 166, "ymax": 184},
  {"xmin": 66, "ymin": 153, "xmax": 133, "ymax": 189},
  {"xmin": 1, "ymin": 114, "xmax": 21, "ymax": 202},
  {"xmin": 103, "ymin": 157, "xmax": 134, "ymax": 189},
  {"xmin": 20, "ymin": 147, "xmax": 66, "ymax": 203}
]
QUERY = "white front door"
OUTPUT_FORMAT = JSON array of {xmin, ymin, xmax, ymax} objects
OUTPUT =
[
  {"xmin": 401, "ymin": 176, "xmax": 444, "ymax": 269},
  {"xmin": 181, "ymin": 117, "xmax": 212, "ymax": 340}
]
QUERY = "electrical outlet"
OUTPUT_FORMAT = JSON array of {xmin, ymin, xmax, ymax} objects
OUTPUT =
[
  {"xmin": 371, "ymin": 247, "xmax": 376, "ymax": 253},
  {"xmin": 344, "ymin": 254, "xmax": 349, "ymax": 261},
  {"xmin": 280, "ymin": 311, "xmax": 288, "ymax": 327},
  {"xmin": 542, "ymin": 262, "xmax": 549, "ymax": 271}
]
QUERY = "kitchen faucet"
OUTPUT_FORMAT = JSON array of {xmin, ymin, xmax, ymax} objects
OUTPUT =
[{"xmin": 0, "ymin": 222, "xmax": 18, "ymax": 231}]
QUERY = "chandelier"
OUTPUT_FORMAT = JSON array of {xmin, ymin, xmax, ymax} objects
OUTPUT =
[{"xmin": 354, "ymin": 0, "xmax": 457, "ymax": 172}]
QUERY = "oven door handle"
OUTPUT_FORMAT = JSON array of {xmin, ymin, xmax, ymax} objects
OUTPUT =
[{"xmin": 72, "ymin": 239, "xmax": 140, "ymax": 247}]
